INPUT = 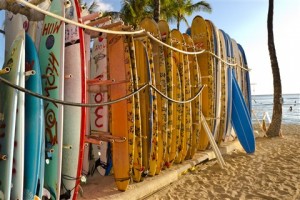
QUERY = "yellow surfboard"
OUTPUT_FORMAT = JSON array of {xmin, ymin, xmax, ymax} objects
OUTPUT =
[
  {"xmin": 158, "ymin": 20, "xmax": 173, "ymax": 168},
  {"xmin": 191, "ymin": 16, "xmax": 214, "ymax": 150},
  {"xmin": 170, "ymin": 29, "xmax": 192, "ymax": 163},
  {"xmin": 123, "ymin": 35, "xmax": 135, "ymax": 179},
  {"xmin": 206, "ymin": 20, "xmax": 221, "ymax": 141},
  {"xmin": 134, "ymin": 37, "xmax": 158, "ymax": 179},
  {"xmin": 180, "ymin": 35, "xmax": 193, "ymax": 161},
  {"xmin": 126, "ymin": 35, "xmax": 143, "ymax": 182},
  {"xmin": 182, "ymin": 33, "xmax": 202, "ymax": 159},
  {"xmin": 140, "ymin": 18, "xmax": 168, "ymax": 175}
]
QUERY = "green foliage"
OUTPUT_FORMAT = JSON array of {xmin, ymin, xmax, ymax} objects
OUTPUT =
[
  {"xmin": 161, "ymin": 0, "xmax": 212, "ymax": 29},
  {"xmin": 120, "ymin": 0, "xmax": 153, "ymax": 27},
  {"xmin": 120, "ymin": 0, "xmax": 211, "ymax": 29}
]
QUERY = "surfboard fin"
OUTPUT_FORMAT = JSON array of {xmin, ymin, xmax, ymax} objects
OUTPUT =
[
  {"xmin": 60, "ymin": 190, "xmax": 71, "ymax": 200},
  {"xmin": 91, "ymin": 158, "xmax": 107, "ymax": 175}
]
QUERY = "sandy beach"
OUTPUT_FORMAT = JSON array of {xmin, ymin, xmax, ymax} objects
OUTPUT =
[{"xmin": 145, "ymin": 124, "xmax": 300, "ymax": 200}]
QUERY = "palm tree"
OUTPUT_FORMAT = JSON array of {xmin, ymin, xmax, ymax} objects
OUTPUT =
[
  {"xmin": 160, "ymin": 0, "xmax": 211, "ymax": 29},
  {"xmin": 266, "ymin": 0, "xmax": 282, "ymax": 137},
  {"xmin": 120, "ymin": 0, "xmax": 211, "ymax": 29},
  {"xmin": 120, "ymin": 0, "xmax": 152, "ymax": 27}
]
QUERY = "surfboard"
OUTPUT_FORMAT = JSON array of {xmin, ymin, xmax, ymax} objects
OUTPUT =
[
  {"xmin": 224, "ymin": 31, "xmax": 236, "ymax": 139},
  {"xmin": 140, "ymin": 18, "xmax": 168, "ymax": 175},
  {"xmin": 191, "ymin": 16, "xmax": 214, "ymax": 150},
  {"xmin": 237, "ymin": 43, "xmax": 252, "ymax": 115},
  {"xmin": 143, "ymin": 37, "xmax": 158, "ymax": 176},
  {"xmin": 206, "ymin": 20, "xmax": 221, "ymax": 141},
  {"xmin": 127, "ymin": 35, "xmax": 143, "ymax": 183},
  {"xmin": 123, "ymin": 33, "xmax": 135, "ymax": 185},
  {"xmin": 219, "ymin": 30, "xmax": 233, "ymax": 141},
  {"xmin": 216, "ymin": 30, "xmax": 229, "ymax": 144},
  {"xmin": 231, "ymin": 74, "xmax": 255, "ymax": 154},
  {"xmin": 231, "ymin": 39, "xmax": 243, "ymax": 88},
  {"xmin": 165, "ymin": 31, "xmax": 182, "ymax": 167},
  {"xmin": 38, "ymin": 0, "xmax": 65, "ymax": 198},
  {"xmin": 82, "ymin": 31, "xmax": 91, "ymax": 178},
  {"xmin": 25, "ymin": 4, "xmax": 50, "ymax": 197},
  {"xmin": 107, "ymin": 32, "xmax": 135, "ymax": 191},
  {"xmin": 158, "ymin": 20, "xmax": 173, "ymax": 168},
  {"xmin": 0, "ymin": 31, "xmax": 24, "ymax": 200},
  {"xmin": 89, "ymin": 22, "xmax": 112, "ymax": 176},
  {"xmin": 4, "ymin": 12, "xmax": 27, "ymax": 58},
  {"xmin": 134, "ymin": 38, "xmax": 155, "ymax": 179},
  {"xmin": 24, "ymin": 33, "xmax": 45, "ymax": 200},
  {"xmin": 61, "ymin": 0, "xmax": 86, "ymax": 199},
  {"xmin": 4, "ymin": 13, "xmax": 26, "ymax": 200},
  {"xmin": 172, "ymin": 30, "xmax": 192, "ymax": 162},
  {"xmin": 182, "ymin": 33, "xmax": 201, "ymax": 159},
  {"xmin": 181, "ymin": 34, "xmax": 193, "ymax": 161},
  {"xmin": 26, "ymin": 0, "xmax": 51, "ymax": 51},
  {"xmin": 170, "ymin": 29, "xmax": 186, "ymax": 164}
]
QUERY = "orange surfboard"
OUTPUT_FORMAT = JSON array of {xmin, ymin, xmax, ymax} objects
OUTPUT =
[{"xmin": 107, "ymin": 33, "xmax": 135, "ymax": 191}]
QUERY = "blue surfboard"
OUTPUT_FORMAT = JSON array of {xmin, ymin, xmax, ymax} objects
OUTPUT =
[
  {"xmin": 24, "ymin": 33, "xmax": 45, "ymax": 199},
  {"xmin": 231, "ymin": 74, "xmax": 255, "ymax": 153}
]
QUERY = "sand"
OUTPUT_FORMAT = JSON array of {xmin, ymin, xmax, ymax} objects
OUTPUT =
[{"xmin": 145, "ymin": 124, "xmax": 300, "ymax": 200}]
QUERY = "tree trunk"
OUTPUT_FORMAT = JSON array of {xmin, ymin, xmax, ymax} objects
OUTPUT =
[
  {"xmin": 176, "ymin": 12, "xmax": 180, "ymax": 30},
  {"xmin": 266, "ymin": 0, "xmax": 282, "ymax": 137},
  {"xmin": 153, "ymin": 0, "xmax": 160, "ymax": 22}
]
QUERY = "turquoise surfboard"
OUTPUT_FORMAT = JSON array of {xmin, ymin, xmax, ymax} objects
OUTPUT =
[
  {"xmin": 38, "ymin": 0, "xmax": 65, "ymax": 199},
  {"xmin": 24, "ymin": 33, "xmax": 45, "ymax": 199}
]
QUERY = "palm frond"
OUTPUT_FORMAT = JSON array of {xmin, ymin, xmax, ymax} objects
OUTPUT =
[
  {"xmin": 189, "ymin": 1, "xmax": 212, "ymax": 14},
  {"xmin": 181, "ymin": 16, "xmax": 190, "ymax": 27}
]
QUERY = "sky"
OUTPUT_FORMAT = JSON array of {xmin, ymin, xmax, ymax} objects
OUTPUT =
[
  {"xmin": 1, "ymin": 0, "xmax": 300, "ymax": 95},
  {"xmin": 83, "ymin": 0, "xmax": 300, "ymax": 95}
]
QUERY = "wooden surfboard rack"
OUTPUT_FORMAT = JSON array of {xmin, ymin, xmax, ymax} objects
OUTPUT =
[
  {"xmin": 87, "ymin": 79, "xmax": 129, "ymax": 86},
  {"xmin": 25, "ymin": 70, "xmax": 36, "ymax": 76},
  {"xmin": 86, "ymin": 21, "xmax": 124, "ymax": 38},
  {"xmin": 0, "ymin": 67, "xmax": 10, "ymax": 75},
  {"xmin": 0, "ymin": 154, "xmax": 7, "ymax": 160},
  {"xmin": 85, "ymin": 131, "xmax": 127, "ymax": 144},
  {"xmin": 86, "ymin": 16, "xmax": 111, "ymax": 27},
  {"xmin": 82, "ymin": 12, "xmax": 102, "ymax": 23}
]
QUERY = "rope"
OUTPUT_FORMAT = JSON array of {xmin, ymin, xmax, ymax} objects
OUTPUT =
[
  {"xmin": 206, "ymin": 51, "xmax": 236, "ymax": 67},
  {"xmin": 0, "ymin": 75, "xmax": 148, "ymax": 107},
  {"xmin": 0, "ymin": 74, "xmax": 204, "ymax": 106},
  {"xmin": 146, "ymin": 32, "xmax": 206, "ymax": 55},
  {"xmin": 147, "ymin": 32, "xmax": 250, "ymax": 71},
  {"xmin": 207, "ymin": 51, "xmax": 251, "ymax": 71},
  {"xmin": 17, "ymin": 0, "xmax": 144, "ymax": 35},
  {"xmin": 150, "ymin": 84, "xmax": 205, "ymax": 104},
  {"xmin": 17, "ymin": 0, "xmax": 251, "ymax": 72}
]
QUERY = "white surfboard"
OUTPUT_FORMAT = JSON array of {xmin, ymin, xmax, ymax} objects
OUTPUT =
[
  {"xmin": 89, "ymin": 21, "xmax": 112, "ymax": 176},
  {"xmin": 4, "ymin": 13, "xmax": 26, "ymax": 200}
]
